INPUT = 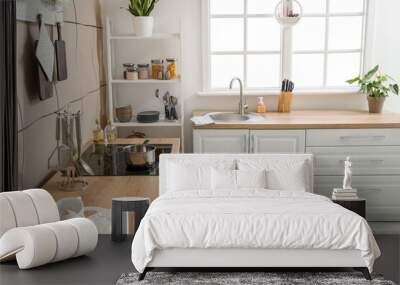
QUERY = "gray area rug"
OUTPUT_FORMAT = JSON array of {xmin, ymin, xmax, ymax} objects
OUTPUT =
[{"xmin": 116, "ymin": 272, "xmax": 396, "ymax": 285}]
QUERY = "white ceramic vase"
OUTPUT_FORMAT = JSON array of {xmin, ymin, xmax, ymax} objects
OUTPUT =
[{"xmin": 133, "ymin": 16, "xmax": 154, "ymax": 37}]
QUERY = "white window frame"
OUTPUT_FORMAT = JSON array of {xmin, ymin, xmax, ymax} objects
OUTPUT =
[{"xmin": 200, "ymin": 0, "xmax": 372, "ymax": 96}]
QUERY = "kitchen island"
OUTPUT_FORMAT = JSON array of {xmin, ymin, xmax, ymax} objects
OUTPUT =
[{"xmin": 43, "ymin": 138, "xmax": 180, "ymax": 234}]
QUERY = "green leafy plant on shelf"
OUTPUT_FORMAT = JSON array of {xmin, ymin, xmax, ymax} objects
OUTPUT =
[
  {"xmin": 347, "ymin": 65, "xmax": 399, "ymax": 98},
  {"xmin": 128, "ymin": 0, "xmax": 159, "ymax": 16},
  {"xmin": 347, "ymin": 65, "xmax": 399, "ymax": 113}
]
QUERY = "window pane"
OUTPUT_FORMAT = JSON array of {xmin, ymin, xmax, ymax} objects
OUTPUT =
[
  {"xmin": 329, "ymin": 0, "xmax": 364, "ymax": 13},
  {"xmin": 293, "ymin": 54, "xmax": 324, "ymax": 87},
  {"xmin": 211, "ymin": 55, "xmax": 244, "ymax": 88},
  {"xmin": 247, "ymin": 55, "xmax": 280, "ymax": 88},
  {"xmin": 293, "ymin": 17, "xmax": 325, "ymax": 51},
  {"xmin": 328, "ymin": 16, "xmax": 363, "ymax": 50},
  {"xmin": 327, "ymin": 53, "xmax": 361, "ymax": 86},
  {"xmin": 247, "ymin": 18, "xmax": 280, "ymax": 51},
  {"xmin": 301, "ymin": 0, "xmax": 326, "ymax": 14},
  {"xmin": 247, "ymin": 0, "xmax": 279, "ymax": 14},
  {"xmin": 211, "ymin": 19, "xmax": 244, "ymax": 52},
  {"xmin": 210, "ymin": 0, "xmax": 244, "ymax": 15}
]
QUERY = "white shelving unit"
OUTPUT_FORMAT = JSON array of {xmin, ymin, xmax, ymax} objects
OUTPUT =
[{"xmin": 106, "ymin": 17, "xmax": 184, "ymax": 150}]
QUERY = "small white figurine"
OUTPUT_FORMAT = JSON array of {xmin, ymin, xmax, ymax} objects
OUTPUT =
[{"xmin": 343, "ymin": 156, "xmax": 353, "ymax": 190}]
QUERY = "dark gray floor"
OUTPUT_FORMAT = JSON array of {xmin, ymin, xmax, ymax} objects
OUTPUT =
[
  {"xmin": 0, "ymin": 235, "xmax": 134, "ymax": 285},
  {"xmin": 1, "ymin": 235, "xmax": 399, "ymax": 285}
]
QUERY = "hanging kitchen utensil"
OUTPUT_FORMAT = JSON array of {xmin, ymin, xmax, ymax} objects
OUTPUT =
[
  {"xmin": 75, "ymin": 111, "xmax": 95, "ymax": 175},
  {"xmin": 35, "ymin": 14, "xmax": 55, "ymax": 82},
  {"xmin": 163, "ymin": 91, "xmax": 170, "ymax": 120},
  {"xmin": 55, "ymin": 22, "xmax": 68, "ymax": 81},
  {"xmin": 35, "ymin": 14, "xmax": 53, "ymax": 101},
  {"xmin": 170, "ymin": 96, "xmax": 179, "ymax": 120}
]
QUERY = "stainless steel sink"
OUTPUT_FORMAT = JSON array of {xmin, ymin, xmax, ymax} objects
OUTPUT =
[{"xmin": 210, "ymin": 113, "xmax": 250, "ymax": 122}]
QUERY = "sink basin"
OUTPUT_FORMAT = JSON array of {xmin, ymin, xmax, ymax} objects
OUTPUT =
[{"xmin": 210, "ymin": 113, "xmax": 250, "ymax": 122}]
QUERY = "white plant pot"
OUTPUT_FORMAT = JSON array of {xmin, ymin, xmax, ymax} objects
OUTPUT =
[{"xmin": 133, "ymin": 16, "xmax": 154, "ymax": 37}]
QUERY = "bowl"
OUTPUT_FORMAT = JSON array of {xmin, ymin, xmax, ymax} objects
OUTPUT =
[
  {"xmin": 116, "ymin": 105, "xmax": 133, "ymax": 122},
  {"xmin": 136, "ymin": 111, "xmax": 160, "ymax": 123}
]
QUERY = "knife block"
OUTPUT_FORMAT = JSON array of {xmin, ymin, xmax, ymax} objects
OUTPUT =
[{"xmin": 278, "ymin": 92, "xmax": 293, "ymax": 113}]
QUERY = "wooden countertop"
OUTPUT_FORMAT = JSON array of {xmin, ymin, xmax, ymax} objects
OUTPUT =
[
  {"xmin": 192, "ymin": 110, "xmax": 400, "ymax": 129},
  {"xmin": 85, "ymin": 138, "xmax": 181, "ymax": 153}
]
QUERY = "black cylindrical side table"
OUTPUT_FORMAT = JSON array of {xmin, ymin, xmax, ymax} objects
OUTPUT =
[{"xmin": 112, "ymin": 197, "xmax": 150, "ymax": 242}]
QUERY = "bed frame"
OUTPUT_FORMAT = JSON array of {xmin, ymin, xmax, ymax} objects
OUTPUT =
[
  {"xmin": 140, "ymin": 248, "xmax": 371, "ymax": 280},
  {"xmin": 139, "ymin": 154, "xmax": 372, "ymax": 281}
]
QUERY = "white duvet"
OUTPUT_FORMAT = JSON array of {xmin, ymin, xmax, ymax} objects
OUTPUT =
[{"xmin": 131, "ymin": 190, "xmax": 380, "ymax": 273}]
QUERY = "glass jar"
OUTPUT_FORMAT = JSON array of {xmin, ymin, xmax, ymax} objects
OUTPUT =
[
  {"xmin": 166, "ymin": 58, "xmax": 178, "ymax": 80},
  {"xmin": 138, "ymin": 64, "xmax": 150, "ymax": 80},
  {"xmin": 151, "ymin": 59, "xmax": 164, "ymax": 80},
  {"xmin": 123, "ymin": 63, "xmax": 138, "ymax": 80}
]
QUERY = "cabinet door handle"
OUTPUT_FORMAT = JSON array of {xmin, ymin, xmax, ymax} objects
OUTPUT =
[
  {"xmin": 244, "ymin": 135, "xmax": 249, "ymax": 153},
  {"xmin": 339, "ymin": 135, "xmax": 386, "ymax": 141},
  {"xmin": 338, "ymin": 159, "xmax": 385, "ymax": 164},
  {"xmin": 250, "ymin": 135, "xmax": 255, "ymax": 153},
  {"xmin": 358, "ymin": 188, "xmax": 383, "ymax": 192}
]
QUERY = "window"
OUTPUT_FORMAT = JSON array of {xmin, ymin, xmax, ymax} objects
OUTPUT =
[{"xmin": 203, "ymin": 0, "xmax": 368, "ymax": 92}]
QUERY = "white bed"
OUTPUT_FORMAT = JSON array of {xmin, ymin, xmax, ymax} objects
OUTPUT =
[{"xmin": 131, "ymin": 154, "xmax": 380, "ymax": 280}]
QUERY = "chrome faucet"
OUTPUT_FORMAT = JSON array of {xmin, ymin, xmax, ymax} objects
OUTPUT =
[{"xmin": 229, "ymin": 77, "xmax": 248, "ymax": 116}]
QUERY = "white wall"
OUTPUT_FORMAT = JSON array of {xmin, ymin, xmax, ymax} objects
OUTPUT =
[
  {"xmin": 102, "ymin": 0, "xmax": 400, "ymax": 152},
  {"xmin": 369, "ymin": 0, "xmax": 400, "ymax": 112}
]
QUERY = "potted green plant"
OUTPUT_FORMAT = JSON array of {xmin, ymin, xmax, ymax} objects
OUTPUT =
[
  {"xmin": 128, "ymin": 0, "xmax": 159, "ymax": 37},
  {"xmin": 347, "ymin": 65, "xmax": 399, "ymax": 113}
]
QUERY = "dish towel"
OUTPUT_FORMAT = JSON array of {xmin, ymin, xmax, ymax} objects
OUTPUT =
[{"xmin": 191, "ymin": 115, "xmax": 214, "ymax": 126}]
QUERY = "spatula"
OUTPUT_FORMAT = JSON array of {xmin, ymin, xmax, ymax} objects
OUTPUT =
[{"xmin": 55, "ymin": 22, "xmax": 68, "ymax": 81}]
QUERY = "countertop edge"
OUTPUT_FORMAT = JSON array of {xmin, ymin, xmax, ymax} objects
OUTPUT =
[{"xmin": 192, "ymin": 110, "xmax": 400, "ymax": 129}]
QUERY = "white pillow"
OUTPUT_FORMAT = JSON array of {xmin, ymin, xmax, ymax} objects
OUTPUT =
[
  {"xmin": 266, "ymin": 161, "xmax": 307, "ymax": 192},
  {"xmin": 212, "ymin": 168, "xmax": 236, "ymax": 191},
  {"xmin": 166, "ymin": 160, "xmax": 235, "ymax": 192},
  {"xmin": 167, "ymin": 163, "xmax": 212, "ymax": 192},
  {"xmin": 211, "ymin": 169, "xmax": 267, "ymax": 191},
  {"xmin": 238, "ymin": 159, "xmax": 310, "ymax": 192},
  {"xmin": 237, "ymin": 169, "xmax": 267, "ymax": 189}
]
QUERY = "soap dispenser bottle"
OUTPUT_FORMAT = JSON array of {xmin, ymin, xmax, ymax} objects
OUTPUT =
[{"xmin": 257, "ymin": 97, "xmax": 266, "ymax": 113}]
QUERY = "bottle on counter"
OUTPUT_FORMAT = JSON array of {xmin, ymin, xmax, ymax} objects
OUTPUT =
[
  {"xmin": 93, "ymin": 119, "xmax": 104, "ymax": 143},
  {"xmin": 104, "ymin": 120, "xmax": 117, "ymax": 143},
  {"xmin": 257, "ymin": 97, "xmax": 266, "ymax": 113}
]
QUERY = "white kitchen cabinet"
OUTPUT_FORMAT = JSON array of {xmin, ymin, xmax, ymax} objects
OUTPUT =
[
  {"xmin": 307, "ymin": 129, "xmax": 400, "ymax": 146},
  {"xmin": 250, "ymin": 130, "xmax": 305, "ymax": 153},
  {"xmin": 193, "ymin": 129, "xmax": 249, "ymax": 153},
  {"xmin": 315, "ymin": 176, "xmax": 400, "ymax": 222},
  {"xmin": 307, "ymin": 146, "xmax": 400, "ymax": 176},
  {"xmin": 192, "ymin": 127, "xmax": 400, "ymax": 222}
]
